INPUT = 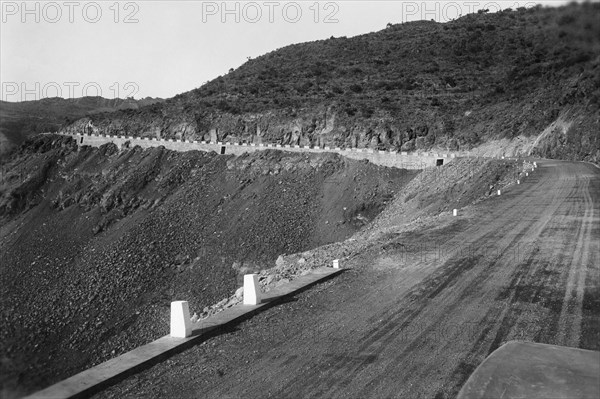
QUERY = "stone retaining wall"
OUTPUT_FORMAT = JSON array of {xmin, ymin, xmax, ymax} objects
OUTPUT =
[{"xmin": 58, "ymin": 132, "xmax": 457, "ymax": 170}]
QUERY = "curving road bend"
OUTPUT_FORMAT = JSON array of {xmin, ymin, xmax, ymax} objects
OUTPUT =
[{"xmin": 98, "ymin": 160, "xmax": 600, "ymax": 399}]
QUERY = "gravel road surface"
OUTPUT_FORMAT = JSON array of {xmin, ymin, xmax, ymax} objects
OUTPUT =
[{"xmin": 97, "ymin": 159, "xmax": 599, "ymax": 399}]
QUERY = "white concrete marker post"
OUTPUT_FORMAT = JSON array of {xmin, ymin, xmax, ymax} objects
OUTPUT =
[
  {"xmin": 498, "ymin": 190, "xmax": 501, "ymax": 196},
  {"xmin": 526, "ymin": 172, "xmax": 529, "ymax": 176},
  {"xmin": 453, "ymin": 209, "xmax": 458, "ymax": 216},
  {"xmin": 333, "ymin": 259, "xmax": 340, "ymax": 269},
  {"xmin": 170, "ymin": 301, "xmax": 192, "ymax": 338},
  {"xmin": 243, "ymin": 274, "xmax": 261, "ymax": 305},
  {"xmin": 517, "ymin": 180, "xmax": 520, "ymax": 184}
]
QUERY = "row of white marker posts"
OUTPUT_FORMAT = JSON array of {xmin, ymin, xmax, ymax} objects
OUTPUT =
[
  {"xmin": 514, "ymin": 160, "xmax": 539, "ymax": 189},
  {"xmin": 170, "ymin": 259, "xmax": 343, "ymax": 338},
  {"xmin": 488, "ymin": 161, "xmax": 538, "ymax": 198},
  {"xmin": 169, "ymin": 274, "xmax": 264, "ymax": 339}
]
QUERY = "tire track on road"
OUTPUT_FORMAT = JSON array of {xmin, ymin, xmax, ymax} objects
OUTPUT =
[{"xmin": 556, "ymin": 169, "xmax": 594, "ymax": 347}]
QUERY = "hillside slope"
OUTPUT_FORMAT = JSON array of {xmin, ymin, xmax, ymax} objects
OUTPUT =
[
  {"xmin": 0, "ymin": 134, "xmax": 415, "ymax": 396},
  {"xmin": 63, "ymin": 3, "xmax": 600, "ymax": 163}
]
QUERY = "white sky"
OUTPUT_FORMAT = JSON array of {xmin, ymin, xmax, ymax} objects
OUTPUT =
[{"xmin": 0, "ymin": 0, "xmax": 570, "ymax": 101}]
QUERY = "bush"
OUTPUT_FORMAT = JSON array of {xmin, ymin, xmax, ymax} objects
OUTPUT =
[
  {"xmin": 557, "ymin": 13, "xmax": 576, "ymax": 25},
  {"xmin": 345, "ymin": 106, "xmax": 357, "ymax": 116},
  {"xmin": 361, "ymin": 107, "xmax": 375, "ymax": 118},
  {"xmin": 332, "ymin": 85, "xmax": 344, "ymax": 94},
  {"xmin": 349, "ymin": 84, "xmax": 363, "ymax": 93}
]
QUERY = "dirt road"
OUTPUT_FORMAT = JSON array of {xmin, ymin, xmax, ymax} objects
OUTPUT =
[{"xmin": 98, "ymin": 160, "xmax": 599, "ymax": 399}]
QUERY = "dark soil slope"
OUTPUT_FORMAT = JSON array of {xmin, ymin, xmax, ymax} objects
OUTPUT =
[{"xmin": 0, "ymin": 135, "xmax": 416, "ymax": 396}]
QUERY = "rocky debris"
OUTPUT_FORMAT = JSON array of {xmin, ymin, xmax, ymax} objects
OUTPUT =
[
  {"xmin": 194, "ymin": 157, "xmax": 520, "ymax": 320},
  {"xmin": 0, "ymin": 136, "xmax": 518, "ymax": 397},
  {"xmin": 0, "ymin": 134, "xmax": 415, "ymax": 396}
]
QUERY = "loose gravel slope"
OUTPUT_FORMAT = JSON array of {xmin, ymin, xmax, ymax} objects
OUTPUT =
[{"xmin": 0, "ymin": 135, "xmax": 416, "ymax": 397}]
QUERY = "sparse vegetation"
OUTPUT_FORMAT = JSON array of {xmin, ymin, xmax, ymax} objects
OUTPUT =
[{"xmin": 63, "ymin": 2, "xmax": 599, "ymax": 163}]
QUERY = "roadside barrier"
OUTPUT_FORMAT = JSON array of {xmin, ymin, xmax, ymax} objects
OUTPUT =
[{"xmin": 52, "ymin": 132, "xmax": 459, "ymax": 170}]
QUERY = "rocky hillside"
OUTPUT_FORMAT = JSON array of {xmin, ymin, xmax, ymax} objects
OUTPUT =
[
  {"xmin": 0, "ymin": 134, "xmax": 416, "ymax": 397},
  {"xmin": 62, "ymin": 3, "xmax": 599, "ymax": 163},
  {"xmin": 0, "ymin": 134, "xmax": 523, "ymax": 397},
  {"xmin": 0, "ymin": 96, "xmax": 164, "ymax": 156}
]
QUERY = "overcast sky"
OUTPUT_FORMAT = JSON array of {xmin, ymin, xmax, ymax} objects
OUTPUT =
[{"xmin": 1, "ymin": 0, "xmax": 570, "ymax": 102}]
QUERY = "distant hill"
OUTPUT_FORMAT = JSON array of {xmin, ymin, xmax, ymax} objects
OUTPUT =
[
  {"xmin": 0, "ymin": 96, "xmax": 164, "ymax": 155},
  {"xmin": 57, "ymin": 4, "xmax": 600, "ymax": 163}
]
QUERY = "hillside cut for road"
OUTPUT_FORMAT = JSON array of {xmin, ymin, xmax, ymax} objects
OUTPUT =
[
  {"xmin": 0, "ymin": 134, "xmax": 522, "ymax": 397},
  {"xmin": 95, "ymin": 159, "xmax": 599, "ymax": 399},
  {"xmin": 0, "ymin": 134, "xmax": 416, "ymax": 397}
]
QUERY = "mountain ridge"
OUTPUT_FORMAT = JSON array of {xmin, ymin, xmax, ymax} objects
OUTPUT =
[{"xmin": 59, "ymin": 3, "xmax": 599, "ymax": 163}]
